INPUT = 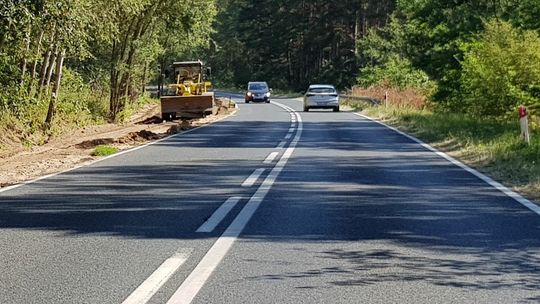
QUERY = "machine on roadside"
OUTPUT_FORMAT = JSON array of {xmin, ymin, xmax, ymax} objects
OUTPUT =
[{"xmin": 161, "ymin": 60, "xmax": 216, "ymax": 120}]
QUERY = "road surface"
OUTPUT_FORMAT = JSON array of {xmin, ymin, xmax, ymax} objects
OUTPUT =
[{"xmin": 1, "ymin": 96, "xmax": 540, "ymax": 303}]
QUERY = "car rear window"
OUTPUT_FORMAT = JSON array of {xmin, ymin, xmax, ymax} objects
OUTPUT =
[
  {"xmin": 249, "ymin": 83, "xmax": 268, "ymax": 90},
  {"xmin": 308, "ymin": 88, "xmax": 336, "ymax": 94}
]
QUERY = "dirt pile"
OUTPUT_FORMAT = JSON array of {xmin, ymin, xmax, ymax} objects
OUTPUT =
[
  {"xmin": 167, "ymin": 120, "xmax": 192, "ymax": 134},
  {"xmin": 117, "ymin": 130, "xmax": 163, "ymax": 144},
  {"xmin": 137, "ymin": 116, "xmax": 163, "ymax": 125}
]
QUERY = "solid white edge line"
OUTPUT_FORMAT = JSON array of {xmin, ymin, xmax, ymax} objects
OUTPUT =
[
  {"xmin": 263, "ymin": 152, "xmax": 279, "ymax": 164},
  {"xmin": 196, "ymin": 197, "xmax": 243, "ymax": 233},
  {"xmin": 0, "ymin": 110, "xmax": 237, "ymax": 194},
  {"xmin": 354, "ymin": 113, "xmax": 540, "ymax": 216},
  {"xmin": 165, "ymin": 101, "xmax": 302, "ymax": 304},
  {"xmin": 121, "ymin": 252, "xmax": 190, "ymax": 304},
  {"xmin": 241, "ymin": 168, "xmax": 266, "ymax": 187}
]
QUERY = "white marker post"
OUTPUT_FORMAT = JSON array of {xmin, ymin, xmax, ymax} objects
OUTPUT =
[
  {"xmin": 519, "ymin": 105, "xmax": 530, "ymax": 144},
  {"xmin": 384, "ymin": 91, "xmax": 389, "ymax": 108}
]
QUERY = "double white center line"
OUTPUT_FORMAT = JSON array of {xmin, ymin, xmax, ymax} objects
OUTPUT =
[
  {"xmin": 122, "ymin": 102, "xmax": 301, "ymax": 304},
  {"xmin": 166, "ymin": 101, "xmax": 302, "ymax": 304}
]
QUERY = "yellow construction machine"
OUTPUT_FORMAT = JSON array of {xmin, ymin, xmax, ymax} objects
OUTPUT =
[{"xmin": 161, "ymin": 60, "xmax": 216, "ymax": 120}]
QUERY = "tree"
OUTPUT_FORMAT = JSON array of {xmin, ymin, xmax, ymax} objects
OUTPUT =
[
  {"xmin": 0, "ymin": 0, "xmax": 218, "ymax": 128},
  {"xmin": 204, "ymin": 0, "xmax": 396, "ymax": 90},
  {"xmin": 460, "ymin": 21, "xmax": 540, "ymax": 116},
  {"xmin": 354, "ymin": 0, "xmax": 540, "ymax": 114},
  {"xmin": 93, "ymin": 0, "xmax": 216, "ymax": 119}
]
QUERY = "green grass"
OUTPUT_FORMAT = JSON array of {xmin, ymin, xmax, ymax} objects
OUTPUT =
[
  {"xmin": 92, "ymin": 145, "xmax": 119, "ymax": 157},
  {"xmin": 362, "ymin": 106, "xmax": 540, "ymax": 201}
]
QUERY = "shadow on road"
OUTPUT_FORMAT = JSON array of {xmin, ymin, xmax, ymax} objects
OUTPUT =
[{"xmin": 1, "ymin": 115, "xmax": 540, "ymax": 299}]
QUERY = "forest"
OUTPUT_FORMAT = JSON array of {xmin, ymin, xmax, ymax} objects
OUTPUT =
[
  {"xmin": 1, "ymin": 0, "xmax": 540, "ymax": 139},
  {"xmin": 208, "ymin": 0, "xmax": 540, "ymax": 118},
  {"xmin": 0, "ymin": 0, "xmax": 216, "ymax": 137}
]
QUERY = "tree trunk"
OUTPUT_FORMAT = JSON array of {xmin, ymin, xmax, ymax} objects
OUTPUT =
[
  {"xmin": 45, "ymin": 45, "xmax": 59, "ymax": 88},
  {"xmin": 158, "ymin": 60, "xmax": 165, "ymax": 98},
  {"xmin": 109, "ymin": 17, "xmax": 136, "ymax": 119},
  {"xmin": 30, "ymin": 30, "xmax": 45, "ymax": 82},
  {"xmin": 45, "ymin": 49, "xmax": 65, "ymax": 130},
  {"xmin": 108, "ymin": 1, "xmax": 159, "ymax": 119},
  {"xmin": 40, "ymin": 27, "xmax": 57, "ymax": 90},
  {"xmin": 20, "ymin": 26, "xmax": 32, "ymax": 86},
  {"xmin": 142, "ymin": 61, "xmax": 147, "ymax": 94},
  {"xmin": 354, "ymin": 2, "xmax": 362, "ymax": 56},
  {"xmin": 287, "ymin": 42, "xmax": 293, "ymax": 85},
  {"xmin": 120, "ymin": 43, "xmax": 138, "ymax": 101},
  {"xmin": 39, "ymin": 49, "xmax": 52, "ymax": 88}
]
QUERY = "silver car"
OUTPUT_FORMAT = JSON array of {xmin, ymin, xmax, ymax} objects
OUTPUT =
[{"xmin": 303, "ymin": 84, "xmax": 340, "ymax": 112}]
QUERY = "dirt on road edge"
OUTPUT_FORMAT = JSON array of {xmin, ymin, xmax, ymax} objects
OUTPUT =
[{"xmin": 0, "ymin": 100, "xmax": 236, "ymax": 189}]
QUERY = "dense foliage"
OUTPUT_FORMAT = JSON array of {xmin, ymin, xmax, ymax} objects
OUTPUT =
[
  {"xmin": 355, "ymin": 0, "xmax": 540, "ymax": 117},
  {"xmin": 0, "ymin": 0, "xmax": 216, "ymax": 129},
  {"xmin": 2, "ymin": 0, "xmax": 540, "ymax": 134},
  {"xmin": 199, "ymin": 0, "xmax": 540, "ymax": 119},
  {"xmin": 204, "ymin": 0, "xmax": 396, "ymax": 90},
  {"xmin": 460, "ymin": 21, "xmax": 540, "ymax": 117}
]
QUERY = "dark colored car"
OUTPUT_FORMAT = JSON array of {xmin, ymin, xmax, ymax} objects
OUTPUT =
[{"xmin": 245, "ymin": 82, "xmax": 271, "ymax": 103}]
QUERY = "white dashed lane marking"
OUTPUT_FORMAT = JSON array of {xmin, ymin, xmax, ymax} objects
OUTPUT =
[
  {"xmin": 241, "ymin": 168, "xmax": 266, "ymax": 187},
  {"xmin": 196, "ymin": 197, "xmax": 243, "ymax": 233},
  {"xmin": 121, "ymin": 252, "xmax": 190, "ymax": 304},
  {"xmin": 264, "ymin": 152, "xmax": 279, "ymax": 164}
]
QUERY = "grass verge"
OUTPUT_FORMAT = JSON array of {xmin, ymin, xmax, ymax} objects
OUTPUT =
[
  {"xmin": 361, "ymin": 106, "xmax": 540, "ymax": 202},
  {"xmin": 92, "ymin": 145, "xmax": 119, "ymax": 157}
]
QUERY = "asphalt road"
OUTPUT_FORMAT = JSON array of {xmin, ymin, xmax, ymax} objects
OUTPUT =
[{"xmin": 1, "ymin": 96, "xmax": 540, "ymax": 304}]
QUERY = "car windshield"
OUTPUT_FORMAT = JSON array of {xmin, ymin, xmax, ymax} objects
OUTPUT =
[
  {"xmin": 249, "ymin": 83, "xmax": 268, "ymax": 91},
  {"xmin": 308, "ymin": 87, "xmax": 336, "ymax": 94}
]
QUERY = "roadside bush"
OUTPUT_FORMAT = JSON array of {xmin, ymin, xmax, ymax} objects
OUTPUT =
[
  {"xmin": 460, "ymin": 20, "xmax": 540, "ymax": 118},
  {"xmin": 55, "ymin": 69, "xmax": 103, "ymax": 127},
  {"xmin": 0, "ymin": 54, "xmax": 21, "ymax": 111},
  {"xmin": 358, "ymin": 55, "xmax": 434, "ymax": 92},
  {"xmin": 0, "ymin": 67, "xmax": 111, "ymax": 148}
]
